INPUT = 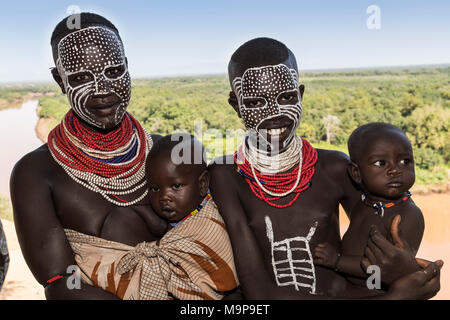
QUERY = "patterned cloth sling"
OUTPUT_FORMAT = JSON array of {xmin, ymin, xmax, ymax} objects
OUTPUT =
[{"xmin": 64, "ymin": 198, "xmax": 238, "ymax": 300}]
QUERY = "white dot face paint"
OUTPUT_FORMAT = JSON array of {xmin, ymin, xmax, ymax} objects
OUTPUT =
[
  {"xmin": 56, "ymin": 26, "xmax": 131, "ymax": 129},
  {"xmin": 232, "ymin": 64, "xmax": 302, "ymax": 149}
]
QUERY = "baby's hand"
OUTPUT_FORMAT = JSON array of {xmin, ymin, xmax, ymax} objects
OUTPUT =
[{"xmin": 313, "ymin": 243, "xmax": 339, "ymax": 268}]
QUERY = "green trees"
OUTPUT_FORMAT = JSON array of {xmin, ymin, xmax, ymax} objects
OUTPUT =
[
  {"xmin": 407, "ymin": 105, "xmax": 450, "ymax": 160},
  {"xmin": 296, "ymin": 67, "xmax": 449, "ymax": 180},
  {"xmin": 127, "ymin": 77, "xmax": 243, "ymax": 136},
  {"xmin": 32, "ymin": 66, "xmax": 449, "ymax": 186}
]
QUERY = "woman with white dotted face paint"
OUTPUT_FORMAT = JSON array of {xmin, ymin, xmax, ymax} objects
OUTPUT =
[
  {"xmin": 53, "ymin": 25, "xmax": 131, "ymax": 130},
  {"xmin": 10, "ymin": 13, "xmax": 172, "ymax": 300}
]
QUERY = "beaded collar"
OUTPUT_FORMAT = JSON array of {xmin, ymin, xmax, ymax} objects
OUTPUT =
[
  {"xmin": 48, "ymin": 110, "xmax": 152, "ymax": 206},
  {"xmin": 170, "ymin": 193, "xmax": 211, "ymax": 228},
  {"xmin": 235, "ymin": 136, "xmax": 318, "ymax": 208},
  {"xmin": 361, "ymin": 191, "xmax": 412, "ymax": 217}
]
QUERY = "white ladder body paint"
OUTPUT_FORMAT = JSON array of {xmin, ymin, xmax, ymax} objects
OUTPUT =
[{"xmin": 265, "ymin": 216, "xmax": 318, "ymax": 294}]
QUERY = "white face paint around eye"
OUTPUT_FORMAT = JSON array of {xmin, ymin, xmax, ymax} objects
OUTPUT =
[
  {"xmin": 232, "ymin": 64, "xmax": 302, "ymax": 149},
  {"xmin": 56, "ymin": 26, "xmax": 131, "ymax": 129}
]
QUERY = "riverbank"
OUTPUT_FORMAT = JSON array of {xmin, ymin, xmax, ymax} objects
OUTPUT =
[
  {"xmin": 0, "ymin": 100, "xmax": 43, "ymax": 196},
  {"xmin": 34, "ymin": 106, "xmax": 55, "ymax": 144},
  {"xmin": 0, "ymin": 92, "xmax": 54, "ymax": 111},
  {"xmin": 0, "ymin": 219, "xmax": 45, "ymax": 300}
]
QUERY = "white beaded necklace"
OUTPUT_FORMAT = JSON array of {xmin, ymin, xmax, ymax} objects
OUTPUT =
[
  {"xmin": 49, "ymin": 128, "xmax": 153, "ymax": 207},
  {"xmin": 241, "ymin": 134, "xmax": 303, "ymax": 197}
]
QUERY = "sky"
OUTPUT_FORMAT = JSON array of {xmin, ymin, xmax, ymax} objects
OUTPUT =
[{"xmin": 0, "ymin": 0, "xmax": 449, "ymax": 82}]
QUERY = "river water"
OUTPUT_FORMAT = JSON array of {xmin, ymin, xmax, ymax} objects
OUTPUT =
[{"xmin": 0, "ymin": 100, "xmax": 43, "ymax": 196}]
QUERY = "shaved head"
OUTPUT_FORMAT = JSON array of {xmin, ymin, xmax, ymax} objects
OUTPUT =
[
  {"xmin": 148, "ymin": 134, "xmax": 207, "ymax": 172},
  {"xmin": 228, "ymin": 37, "xmax": 298, "ymax": 87},
  {"xmin": 348, "ymin": 122, "xmax": 411, "ymax": 164},
  {"xmin": 51, "ymin": 12, "xmax": 121, "ymax": 62}
]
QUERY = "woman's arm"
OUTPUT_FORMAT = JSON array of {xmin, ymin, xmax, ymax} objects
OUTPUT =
[{"xmin": 10, "ymin": 153, "xmax": 119, "ymax": 300}]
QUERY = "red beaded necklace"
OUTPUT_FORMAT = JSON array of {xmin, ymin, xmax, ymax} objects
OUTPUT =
[
  {"xmin": 48, "ymin": 110, "xmax": 147, "ymax": 178},
  {"xmin": 235, "ymin": 138, "xmax": 318, "ymax": 208},
  {"xmin": 47, "ymin": 110, "xmax": 151, "ymax": 206}
]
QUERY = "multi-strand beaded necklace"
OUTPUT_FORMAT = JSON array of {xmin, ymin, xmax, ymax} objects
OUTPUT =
[
  {"xmin": 235, "ymin": 135, "xmax": 318, "ymax": 208},
  {"xmin": 48, "ymin": 110, "xmax": 152, "ymax": 206}
]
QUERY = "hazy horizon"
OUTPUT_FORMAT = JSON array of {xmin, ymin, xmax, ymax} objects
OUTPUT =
[
  {"xmin": 1, "ymin": 0, "xmax": 449, "ymax": 83},
  {"xmin": 1, "ymin": 62, "xmax": 448, "ymax": 86}
]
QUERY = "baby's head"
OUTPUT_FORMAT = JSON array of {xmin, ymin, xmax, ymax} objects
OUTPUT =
[
  {"xmin": 146, "ymin": 134, "xmax": 209, "ymax": 222},
  {"xmin": 347, "ymin": 123, "xmax": 415, "ymax": 200}
]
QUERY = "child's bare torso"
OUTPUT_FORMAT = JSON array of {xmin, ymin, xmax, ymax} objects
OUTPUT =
[{"xmin": 341, "ymin": 198, "xmax": 419, "ymax": 286}]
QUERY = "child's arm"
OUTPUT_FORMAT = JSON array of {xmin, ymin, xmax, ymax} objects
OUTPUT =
[{"xmin": 313, "ymin": 243, "xmax": 367, "ymax": 279}]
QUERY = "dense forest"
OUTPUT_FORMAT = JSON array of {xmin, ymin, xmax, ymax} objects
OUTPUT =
[{"xmin": 7, "ymin": 66, "xmax": 450, "ymax": 186}]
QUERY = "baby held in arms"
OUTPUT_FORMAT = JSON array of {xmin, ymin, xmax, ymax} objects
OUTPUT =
[
  {"xmin": 144, "ymin": 134, "xmax": 239, "ymax": 299},
  {"xmin": 313, "ymin": 122, "xmax": 429, "ymax": 291},
  {"xmin": 66, "ymin": 134, "xmax": 238, "ymax": 300}
]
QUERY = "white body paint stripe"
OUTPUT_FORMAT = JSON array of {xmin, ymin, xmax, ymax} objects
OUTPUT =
[{"xmin": 265, "ymin": 216, "xmax": 318, "ymax": 294}]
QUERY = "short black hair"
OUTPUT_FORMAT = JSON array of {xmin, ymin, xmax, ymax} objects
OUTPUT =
[
  {"xmin": 228, "ymin": 37, "xmax": 298, "ymax": 84},
  {"xmin": 51, "ymin": 12, "xmax": 120, "ymax": 60},
  {"xmin": 348, "ymin": 122, "xmax": 408, "ymax": 163},
  {"xmin": 148, "ymin": 134, "xmax": 207, "ymax": 169}
]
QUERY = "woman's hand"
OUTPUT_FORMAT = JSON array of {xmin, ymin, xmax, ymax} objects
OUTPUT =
[
  {"xmin": 361, "ymin": 215, "xmax": 422, "ymax": 285},
  {"xmin": 386, "ymin": 259, "xmax": 443, "ymax": 300}
]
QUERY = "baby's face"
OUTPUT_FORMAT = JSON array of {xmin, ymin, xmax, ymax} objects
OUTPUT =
[
  {"xmin": 357, "ymin": 131, "xmax": 415, "ymax": 200},
  {"xmin": 147, "ymin": 156, "xmax": 204, "ymax": 222}
]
